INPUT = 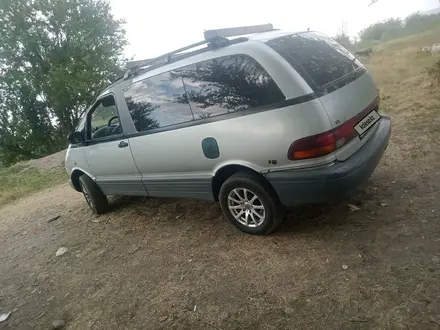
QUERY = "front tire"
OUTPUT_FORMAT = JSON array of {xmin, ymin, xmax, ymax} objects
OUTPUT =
[
  {"xmin": 78, "ymin": 175, "xmax": 108, "ymax": 215},
  {"xmin": 219, "ymin": 172, "xmax": 284, "ymax": 235}
]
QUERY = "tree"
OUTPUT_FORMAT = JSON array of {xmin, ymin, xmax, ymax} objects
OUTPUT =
[
  {"xmin": 334, "ymin": 21, "xmax": 353, "ymax": 50},
  {"xmin": 0, "ymin": 0, "xmax": 127, "ymax": 165},
  {"xmin": 358, "ymin": 18, "xmax": 403, "ymax": 42}
]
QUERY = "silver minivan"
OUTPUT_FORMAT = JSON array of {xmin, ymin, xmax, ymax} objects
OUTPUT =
[{"xmin": 65, "ymin": 24, "xmax": 391, "ymax": 235}]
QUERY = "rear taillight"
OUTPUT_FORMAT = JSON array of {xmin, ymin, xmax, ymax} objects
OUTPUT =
[
  {"xmin": 288, "ymin": 97, "xmax": 379, "ymax": 161},
  {"xmin": 288, "ymin": 121, "xmax": 356, "ymax": 160}
]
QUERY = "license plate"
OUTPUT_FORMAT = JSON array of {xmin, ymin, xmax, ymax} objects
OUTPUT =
[{"xmin": 354, "ymin": 110, "xmax": 381, "ymax": 136}]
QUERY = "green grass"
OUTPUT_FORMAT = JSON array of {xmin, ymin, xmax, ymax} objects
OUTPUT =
[{"xmin": 0, "ymin": 163, "xmax": 67, "ymax": 207}]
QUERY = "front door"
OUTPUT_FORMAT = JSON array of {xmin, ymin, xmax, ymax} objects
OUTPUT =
[{"xmin": 84, "ymin": 94, "xmax": 146, "ymax": 196}]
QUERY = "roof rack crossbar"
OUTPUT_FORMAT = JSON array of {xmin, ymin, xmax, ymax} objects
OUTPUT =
[
  {"xmin": 126, "ymin": 39, "xmax": 210, "ymax": 70},
  {"xmin": 203, "ymin": 23, "xmax": 274, "ymax": 40},
  {"xmin": 124, "ymin": 23, "xmax": 274, "ymax": 80}
]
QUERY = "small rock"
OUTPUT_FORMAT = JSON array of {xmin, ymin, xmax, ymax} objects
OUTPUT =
[
  {"xmin": 193, "ymin": 305, "xmax": 197, "ymax": 312},
  {"xmin": 87, "ymin": 320, "xmax": 96, "ymax": 328},
  {"xmin": 306, "ymin": 298, "xmax": 311, "ymax": 303},
  {"xmin": 159, "ymin": 316, "xmax": 168, "ymax": 322},
  {"xmin": 0, "ymin": 312, "xmax": 11, "ymax": 322},
  {"xmin": 175, "ymin": 213, "xmax": 184, "ymax": 219},
  {"xmin": 220, "ymin": 312, "xmax": 230, "ymax": 320},
  {"xmin": 348, "ymin": 204, "xmax": 361, "ymax": 212},
  {"xmin": 380, "ymin": 203, "xmax": 387, "ymax": 207},
  {"xmin": 342, "ymin": 264, "xmax": 348, "ymax": 270},
  {"xmin": 91, "ymin": 219, "xmax": 100, "ymax": 223},
  {"xmin": 195, "ymin": 264, "xmax": 206, "ymax": 274},
  {"xmin": 55, "ymin": 247, "xmax": 68, "ymax": 257},
  {"xmin": 97, "ymin": 250, "xmax": 106, "ymax": 257},
  {"xmin": 284, "ymin": 307, "xmax": 294, "ymax": 315},
  {"xmin": 47, "ymin": 296, "xmax": 55, "ymax": 302},
  {"xmin": 37, "ymin": 272, "xmax": 49, "ymax": 282},
  {"xmin": 86, "ymin": 286, "xmax": 95, "ymax": 295},
  {"xmin": 391, "ymin": 181, "xmax": 396, "ymax": 184},
  {"xmin": 47, "ymin": 215, "xmax": 60, "ymax": 223},
  {"xmin": 130, "ymin": 246, "xmax": 140, "ymax": 254},
  {"xmin": 52, "ymin": 319, "xmax": 66, "ymax": 329}
]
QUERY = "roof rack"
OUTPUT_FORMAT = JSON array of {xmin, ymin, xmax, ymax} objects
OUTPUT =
[
  {"xmin": 123, "ymin": 23, "xmax": 274, "ymax": 80},
  {"xmin": 203, "ymin": 23, "xmax": 273, "ymax": 40}
]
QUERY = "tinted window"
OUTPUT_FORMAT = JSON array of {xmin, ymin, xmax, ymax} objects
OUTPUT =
[
  {"xmin": 89, "ymin": 95, "xmax": 122, "ymax": 140},
  {"xmin": 175, "ymin": 55, "xmax": 285, "ymax": 119},
  {"xmin": 267, "ymin": 32, "xmax": 363, "ymax": 90},
  {"xmin": 124, "ymin": 72, "xmax": 194, "ymax": 132}
]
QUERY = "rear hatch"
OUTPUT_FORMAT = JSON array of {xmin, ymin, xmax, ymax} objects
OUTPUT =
[{"xmin": 267, "ymin": 32, "xmax": 380, "ymax": 160}]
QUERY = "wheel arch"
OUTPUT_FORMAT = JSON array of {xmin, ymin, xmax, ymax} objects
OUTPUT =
[
  {"xmin": 211, "ymin": 164, "xmax": 272, "ymax": 201},
  {"xmin": 70, "ymin": 168, "xmax": 94, "ymax": 192}
]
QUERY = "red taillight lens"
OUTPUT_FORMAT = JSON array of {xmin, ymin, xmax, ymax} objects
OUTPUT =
[
  {"xmin": 288, "ymin": 97, "xmax": 379, "ymax": 161},
  {"xmin": 288, "ymin": 120, "xmax": 359, "ymax": 160},
  {"xmin": 288, "ymin": 131, "xmax": 337, "ymax": 160}
]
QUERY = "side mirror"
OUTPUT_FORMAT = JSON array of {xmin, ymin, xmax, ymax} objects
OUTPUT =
[{"xmin": 67, "ymin": 131, "xmax": 84, "ymax": 145}]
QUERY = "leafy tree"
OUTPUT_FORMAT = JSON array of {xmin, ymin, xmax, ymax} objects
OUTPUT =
[
  {"xmin": 334, "ymin": 22, "xmax": 353, "ymax": 51},
  {"xmin": 359, "ymin": 18, "xmax": 403, "ymax": 42},
  {"xmin": 0, "ymin": 0, "xmax": 127, "ymax": 165},
  {"xmin": 358, "ymin": 13, "xmax": 440, "ymax": 45}
]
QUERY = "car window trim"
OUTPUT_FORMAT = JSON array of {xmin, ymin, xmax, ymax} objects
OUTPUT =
[{"xmin": 125, "ymin": 92, "xmax": 317, "ymax": 139}]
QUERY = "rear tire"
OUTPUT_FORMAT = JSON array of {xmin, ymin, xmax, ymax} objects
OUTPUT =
[
  {"xmin": 79, "ymin": 175, "xmax": 108, "ymax": 215},
  {"xmin": 219, "ymin": 172, "xmax": 284, "ymax": 235}
]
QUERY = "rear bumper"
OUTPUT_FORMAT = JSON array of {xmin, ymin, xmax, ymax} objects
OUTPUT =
[{"xmin": 264, "ymin": 117, "xmax": 391, "ymax": 206}]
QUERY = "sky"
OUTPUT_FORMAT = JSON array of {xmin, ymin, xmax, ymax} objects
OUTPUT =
[{"xmin": 109, "ymin": 0, "xmax": 439, "ymax": 60}]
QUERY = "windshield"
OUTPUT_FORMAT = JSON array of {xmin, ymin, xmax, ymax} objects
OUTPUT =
[{"xmin": 267, "ymin": 32, "xmax": 364, "ymax": 91}]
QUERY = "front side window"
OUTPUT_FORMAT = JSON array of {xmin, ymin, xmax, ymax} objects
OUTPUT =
[
  {"xmin": 123, "ymin": 72, "xmax": 194, "ymax": 133},
  {"xmin": 176, "ymin": 55, "xmax": 285, "ymax": 119},
  {"xmin": 89, "ymin": 95, "xmax": 122, "ymax": 140}
]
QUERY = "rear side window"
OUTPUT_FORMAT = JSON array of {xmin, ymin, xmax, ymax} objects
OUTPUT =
[
  {"xmin": 267, "ymin": 32, "xmax": 364, "ymax": 91},
  {"xmin": 123, "ymin": 72, "xmax": 194, "ymax": 132},
  {"xmin": 175, "ymin": 54, "xmax": 285, "ymax": 119}
]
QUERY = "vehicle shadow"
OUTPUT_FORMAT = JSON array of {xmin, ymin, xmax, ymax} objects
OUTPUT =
[
  {"xmin": 100, "ymin": 173, "xmax": 397, "ymax": 239},
  {"xmin": 108, "ymin": 195, "xmax": 149, "ymax": 211},
  {"xmin": 276, "ymin": 180, "xmax": 392, "ymax": 236},
  {"xmin": 106, "ymin": 192, "xmax": 378, "ymax": 237}
]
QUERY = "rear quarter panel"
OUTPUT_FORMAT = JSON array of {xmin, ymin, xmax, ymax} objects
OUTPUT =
[{"xmin": 319, "ymin": 72, "xmax": 380, "ymax": 161}]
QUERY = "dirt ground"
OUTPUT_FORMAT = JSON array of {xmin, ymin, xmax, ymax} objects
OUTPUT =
[{"xmin": 1, "ymin": 46, "xmax": 440, "ymax": 329}]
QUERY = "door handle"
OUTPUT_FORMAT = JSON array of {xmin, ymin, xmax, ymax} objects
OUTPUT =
[{"xmin": 118, "ymin": 141, "xmax": 129, "ymax": 148}]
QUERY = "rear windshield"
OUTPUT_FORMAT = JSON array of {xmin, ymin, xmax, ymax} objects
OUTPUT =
[{"xmin": 267, "ymin": 32, "xmax": 364, "ymax": 91}]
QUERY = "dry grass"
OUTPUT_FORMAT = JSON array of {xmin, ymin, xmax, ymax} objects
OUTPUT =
[
  {"xmin": 364, "ymin": 28, "xmax": 440, "ymax": 176},
  {"xmin": 0, "ymin": 163, "xmax": 67, "ymax": 206}
]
